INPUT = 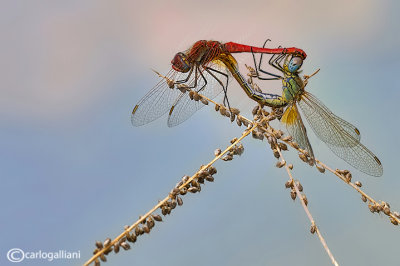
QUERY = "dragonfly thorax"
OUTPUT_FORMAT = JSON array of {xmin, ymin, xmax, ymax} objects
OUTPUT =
[{"xmin": 171, "ymin": 52, "xmax": 191, "ymax": 73}]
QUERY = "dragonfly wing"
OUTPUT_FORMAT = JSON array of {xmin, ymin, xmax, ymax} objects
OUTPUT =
[
  {"xmin": 167, "ymin": 62, "xmax": 228, "ymax": 127},
  {"xmin": 298, "ymin": 91, "xmax": 361, "ymax": 145},
  {"xmin": 298, "ymin": 92, "xmax": 383, "ymax": 176},
  {"xmin": 281, "ymin": 103, "xmax": 315, "ymax": 163},
  {"xmin": 131, "ymin": 69, "xmax": 185, "ymax": 126}
]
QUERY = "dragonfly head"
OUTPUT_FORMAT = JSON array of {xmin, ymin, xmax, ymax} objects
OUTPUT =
[
  {"xmin": 284, "ymin": 55, "xmax": 303, "ymax": 73},
  {"xmin": 171, "ymin": 52, "xmax": 191, "ymax": 73}
]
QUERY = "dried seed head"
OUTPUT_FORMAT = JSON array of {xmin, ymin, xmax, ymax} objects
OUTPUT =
[
  {"xmin": 302, "ymin": 194, "xmax": 308, "ymax": 206},
  {"xmin": 191, "ymin": 180, "xmax": 200, "ymax": 188},
  {"xmin": 368, "ymin": 203, "xmax": 377, "ymax": 213},
  {"xmin": 345, "ymin": 172, "xmax": 352, "ymax": 183},
  {"xmin": 253, "ymin": 83, "xmax": 262, "ymax": 93},
  {"xmin": 355, "ymin": 181, "xmax": 362, "ymax": 187},
  {"xmin": 299, "ymin": 153, "xmax": 308, "ymax": 162},
  {"xmin": 276, "ymin": 160, "xmax": 286, "ymax": 168},
  {"xmin": 242, "ymin": 119, "xmax": 249, "ymax": 127},
  {"xmin": 282, "ymin": 136, "xmax": 293, "ymax": 142},
  {"xmin": 95, "ymin": 241, "xmax": 103, "ymax": 249},
  {"xmin": 230, "ymin": 137, "xmax": 238, "ymax": 144},
  {"xmin": 394, "ymin": 212, "xmax": 400, "ymax": 219},
  {"xmin": 104, "ymin": 247, "xmax": 112, "ymax": 255},
  {"xmin": 285, "ymin": 180, "xmax": 292, "ymax": 189},
  {"xmin": 188, "ymin": 187, "xmax": 199, "ymax": 193},
  {"xmin": 120, "ymin": 242, "xmax": 131, "ymax": 250},
  {"xmin": 214, "ymin": 148, "xmax": 222, "ymax": 156},
  {"xmin": 230, "ymin": 108, "xmax": 240, "ymax": 115},
  {"xmin": 146, "ymin": 219, "xmax": 155, "ymax": 229},
  {"xmin": 290, "ymin": 190, "xmax": 297, "ymax": 200},
  {"xmin": 200, "ymin": 97, "xmax": 208, "ymax": 105},
  {"xmin": 114, "ymin": 244, "xmax": 120, "ymax": 253},
  {"xmin": 177, "ymin": 196, "xmax": 183, "ymax": 206},
  {"xmin": 310, "ymin": 224, "xmax": 317, "ymax": 234},
  {"xmin": 215, "ymin": 104, "xmax": 220, "ymax": 111},
  {"xmin": 143, "ymin": 225, "xmax": 150, "ymax": 234},
  {"xmin": 390, "ymin": 217, "xmax": 399, "ymax": 226},
  {"xmin": 236, "ymin": 144, "xmax": 244, "ymax": 155},
  {"xmin": 152, "ymin": 214, "xmax": 163, "ymax": 222},
  {"xmin": 192, "ymin": 92, "xmax": 200, "ymax": 101},
  {"xmin": 198, "ymin": 176, "xmax": 205, "ymax": 184},
  {"xmin": 182, "ymin": 175, "xmax": 190, "ymax": 182},
  {"xmin": 252, "ymin": 105, "xmax": 260, "ymax": 116},
  {"xmin": 383, "ymin": 206, "xmax": 391, "ymax": 216},
  {"xmin": 222, "ymin": 154, "xmax": 233, "ymax": 161},
  {"xmin": 165, "ymin": 77, "xmax": 175, "ymax": 89},
  {"xmin": 171, "ymin": 187, "xmax": 180, "ymax": 196},
  {"xmin": 273, "ymin": 150, "xmax": 280, "ymax": 159},
  {"xmin": 205, "ymin": 175, "xmax": 215, "ymax": 182},
  {"xmin": 316, "ymin": 164, "xmax": 325, "ymax": 173},
  {"xmin": 95, "ymin": 258, "xmax": 100, "ymax": 266},
  {"xmin": 278, "ymin": 143, "xmax": 288, "ymax": 151},
  {"xmin": 103, "ymin": 238, "xmax": 112, "ymax": 247},
  {"xmin": 230, "ymin": 113, "xmax": 235, "ymax": 122},
  {"xmin": 208, "ymin": 166, "xmax": 217, "ymax": 175},
  {"xmin": 189, "ymin": 90, "xmax": 194, "ymax": 100},
  {"xmin": 170, "ymin": 200, "xmax": 177, "ymax": 209},
  {"xmin": 291, "ymin": 142, "xmax": 300, "ymax": 149},
  {"xmin": 127, "ymin": 232, "xmax": 137, "ymax": 243},
  {"xmin": 100, "ymin": 253, "xmax": 107, "ymax": 262},
  {"xmin": 93, "ymin": 248, "xmax": 99, "ymax": 255},
  {"xmin": 361, "ymin": 195, "xmax": 367, "ymax": 202},
  {"xmin": 236, "ymin": 117, "xmax": 242, "ymax": 127},
  {"xmin": 288, "ymin": 164, "xmax": 293, "ymax": 170},
  {"xmin": 180, "ymin": 187, "xmax": 187, "ymax": 195},
  {"xmin": 177, "ymin": 84, "xmax": 189, "ymax": 93},
  {"xmin": 295, "ymin": 180, "xmax": 303, "ymax": 192},
  {"xmin": 219, "ymin": 106, "xmax": 227, "ymax": 116}
]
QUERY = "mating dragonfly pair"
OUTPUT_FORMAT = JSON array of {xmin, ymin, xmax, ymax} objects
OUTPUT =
[{"xmin": 131, "ymin": 40, "xmax": 383, "ymax": 177}]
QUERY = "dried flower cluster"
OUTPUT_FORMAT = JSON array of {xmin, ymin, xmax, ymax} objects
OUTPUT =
[{"xmin": 85, "ymin": 77, "xmax": 398, "ymax": 266}]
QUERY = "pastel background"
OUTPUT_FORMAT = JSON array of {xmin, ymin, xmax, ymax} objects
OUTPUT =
[{"xmin": 1, "ymin": 0, "xmax": 399, "ymax": 265}]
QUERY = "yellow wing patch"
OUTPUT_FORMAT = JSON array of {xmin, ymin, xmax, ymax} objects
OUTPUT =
[{"xmin": 281, "ymin": 105, "xmax": 298, "ymax": 126}]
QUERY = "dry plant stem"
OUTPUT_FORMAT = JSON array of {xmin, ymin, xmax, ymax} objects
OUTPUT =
[
  {"xmin": 84, "ymin": 124, "xmax": 258, "ymax": 266},
  {"xmin": 316, "ymin": 159, "xmax": 400, "ymax": 225},
  {"xmin": 275, "ymin": 146, "xmax": 339, "ymax": 266}
]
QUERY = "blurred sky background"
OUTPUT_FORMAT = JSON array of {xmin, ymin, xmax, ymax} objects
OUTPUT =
[{"xmin": 1, "ymin": 0, "xmax": 400, "ymax": 265}]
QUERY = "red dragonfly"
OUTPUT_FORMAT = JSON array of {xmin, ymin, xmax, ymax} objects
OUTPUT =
[{"xmin": 131, "ymin": 40, "xmax": 306, "ymax": 127}]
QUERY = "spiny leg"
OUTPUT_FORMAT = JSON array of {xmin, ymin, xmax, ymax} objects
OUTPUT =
[
  {"xmin": 206, "ymin": 66, "xmax": 230, "ymax": 107},
  {"xmin": 204, "ymin": 67, "xmax": 231, "ymax": 111},
  {"xmin": 251, "ymin": 47, "xmax": 282, "ymax": 80},
  {"xmin": 255, "ymin": 39, "xmax": 282, "ymax": 79}
]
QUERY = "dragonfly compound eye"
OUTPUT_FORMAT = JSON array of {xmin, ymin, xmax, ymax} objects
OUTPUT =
[
  {"xmin": 288, "ymin": 56, "xmax": 303, "ymax": 73},
  {"xmin": 171, "ymin": 52, "xmax": 191, "ymax": 73}
]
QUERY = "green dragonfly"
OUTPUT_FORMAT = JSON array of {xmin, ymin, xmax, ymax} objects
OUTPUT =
[{"xmin": 236, "ymin": 41, "xmax": 383, "ymax": 177}]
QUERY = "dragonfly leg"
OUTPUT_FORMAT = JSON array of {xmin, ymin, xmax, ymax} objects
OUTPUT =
[
  {"xmin": 252, "ymin": 39, "xmax": 283, "ymax": 80},
  {"xmin": 269, "ymin": 51, "xmax": 286, "ymax": 72},
  {"xmin": 204, "ymin": 67, "xmax": 231, "ymax": 110},
  {"xmin": 206, "ymin": 66, "xmax": 230, "ymax": 106},
  {"xmin": 175, "ymin": 66, "xmax": 194, "ymax": 84}
]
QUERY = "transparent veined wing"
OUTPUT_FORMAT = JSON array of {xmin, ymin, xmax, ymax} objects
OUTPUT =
[
  {"xmin": 298, "ymin": 92, "xmax": 361, "ymax": 146},
  {"xmin": 298, "ymin": 91, "xmax": 383, "ymax": 176},
  {"xmin": 131, "ymin": 69, "xmax": 189, "ymax": 126},
  {"xmin": 281, "ymin": 103, "xmax": 315, "ymax": 163},
  {"xmin": 167, "ymin": 61, "xmax": 229, "ymax": 127}
]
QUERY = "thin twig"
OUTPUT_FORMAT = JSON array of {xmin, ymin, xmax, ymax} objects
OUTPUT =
[
  {"xmin": 275, "ymin": 146, "xmax": 339, "ymax": 266},
  {"xmin": 84, "ymin": 123, "xmax": 258, "ymax": 266}
]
